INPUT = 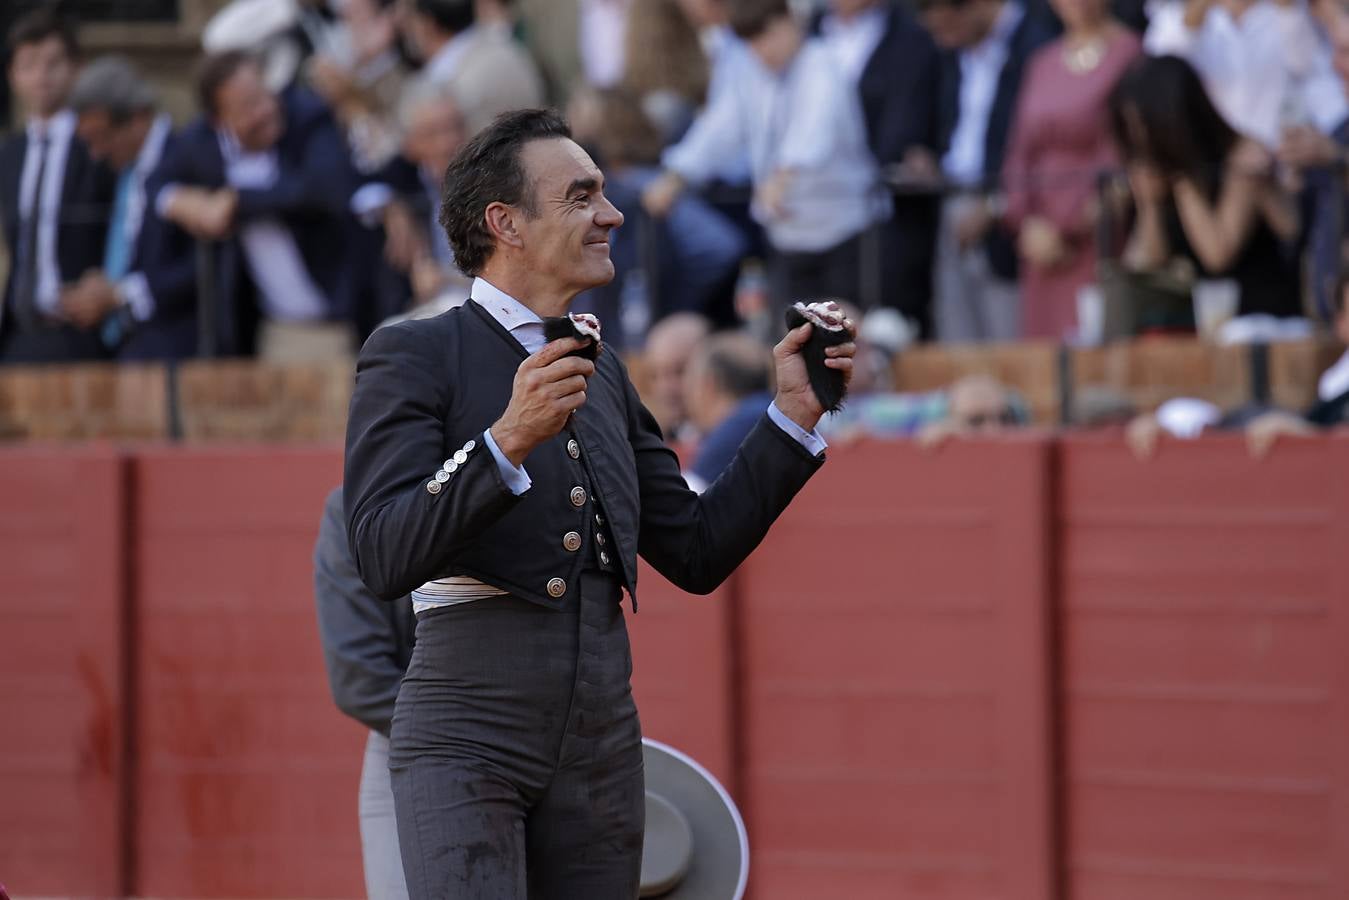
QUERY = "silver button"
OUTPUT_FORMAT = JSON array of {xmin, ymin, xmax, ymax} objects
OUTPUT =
[
  {"xmin": 595, "ymin": 533, "xmax": 605, "ymax": 546},
  {"xmin": 426, "ymin": 479, "xmax": 442, "ymax": 495},
  {"xmin": 453, "ymin": 449, "xmax": 469, "ymax": 465},
  {"xmin": 435, "ymin": 469, "xmax": 450, "ymax": 483},
  {"xmin": 563, "ymin": 531, "xmax": 582, "ymax": 552},
  {"xmin": 463, "ymin": 439, "xmax": 476, "ymax": 452},
  {"xmin": 547, "ymin": 577, "xmax": 566, "ymax": 598},
  {"xmin": 570, "ymin": 486, "xmax": 586, "ymax": 507},
  {"xmin": 595, "ymin": 513, "xmax": 603, "ymax": 526},
  {"xmin": 600, "ymin": 551, "xmax": 611, "ymax": 566},
  {"xmin": 567, "ymin": 439, "xmax": 580, "ymax": 459},
  {"xmin": 447, "ymin": 461, "xmax": 458, "ymax": 474}
]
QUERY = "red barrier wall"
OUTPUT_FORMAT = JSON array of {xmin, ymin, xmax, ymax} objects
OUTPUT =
[
  {"xmin": 735, "ymin": 439, "xmax": 1056, "ymax": 900},
  {"xmin": 0, "ymin": 448, "xmax": 128, "ymax": 897},
  {"xmin": 131, "ymin": 448, "xmax": 357, "ymax": 898},
  {"xmin": 1057, "ymin": 435, "xmax": 1349, "ymax": 900}
]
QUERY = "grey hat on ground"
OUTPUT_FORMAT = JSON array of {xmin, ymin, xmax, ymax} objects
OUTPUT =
[{"xmin": 640, "ymin": 738, "xmax": 749, "ymax": 900}]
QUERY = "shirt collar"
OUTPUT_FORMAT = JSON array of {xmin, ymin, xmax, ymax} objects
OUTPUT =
[
  {"xmin": 967, "ymin": 1, "xmax": 1023, "ymax": 60},
  {"xmin": 132, "ymin": 113, "xmax": 173, "ymax": 179},
  {"xmin": 470, "ymin": 277, "xmax": 543, "ymax": 337},
  {"xmin": 27, "ymin": 108, "xmax": 75, "ymax": 143}
]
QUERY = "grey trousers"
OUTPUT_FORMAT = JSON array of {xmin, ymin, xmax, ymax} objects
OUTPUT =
[
  {"xmin": 934, "ymin": 195, "xmax": 1022, "ymax": 343},
  {"xmin": 361, "ymin": 731, "xmax": 411, "ymax": 900},
  {"xmin": 389, "ymin": 571, "xmax": 645, "ymax": 900}
]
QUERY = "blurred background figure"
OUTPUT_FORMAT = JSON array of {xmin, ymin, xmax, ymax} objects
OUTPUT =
[
  {"xmin": 682, "ymin": 329, "xmax": 775, "ymax": 490},
  {"xmin": 621, "ymin": 0, "xmax": 710, "ymax": 141},
  {"xmin": 811, "ymin": 0, "xmax": 944, "ymax": 337},
  {"xmin": 156, "ymin": 50, "xmax": 360, "ymax": 360},
  {"xmin": 305, "ymin": 0, "xmax": 410, "ymax": 174},
  {"xmin": 916, "ymin": 372, "xmax": 1028, "ymax": 445},
  {"xmin": 644, "ymin": 0, "xmax": 884, "ymax": 316},
  {"xmin": 913, "ymin": 0, "xmax": 1054, "ymax": 343},
  {"xmin": 1109, "ymin": 55, "xmax": 1303, "ymax": 329},
  {"xmin": 400, "ymin": 0, "xmax": 544, "ymax": 135},
  {"xmin": 67, "ymin": 56, "xmax": 198, "ymax": 361},
  {"xmin": 1000, "ymin": 0, "xmax": 1140, "ymax": 340},
  {"xmin": 0, "ymin": 7, "xmax": 113, "ymax": 365},
  {"xmin": 643, "ymin": 311, "xmax": 712, "ymax": 441},
  {"xmin": 1143, "ymin": 0, "xmax": 1347, "ymax": 150}
]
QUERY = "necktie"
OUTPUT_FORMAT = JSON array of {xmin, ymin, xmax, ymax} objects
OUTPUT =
[
  {"xmin": 103, "ymin": 167, "xmax": 136, "ymax": 281},
  {"xmin": 12, "ymin": 133, "xmax": 50, "ymax": 331}
]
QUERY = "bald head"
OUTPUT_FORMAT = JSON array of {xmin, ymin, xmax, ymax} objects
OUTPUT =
[
  {"xmin": 948, "ymin": 374, "xmax": 1012, "ymax": 433},
  {"xmin": 645, "ymin": 312, "xmax": 712, "ymax": 435}
]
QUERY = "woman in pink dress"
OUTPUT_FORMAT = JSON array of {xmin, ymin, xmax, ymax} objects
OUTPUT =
[{"xmin": 1001, "ymin": 0, "xmax": 1141, "ymax": 340}]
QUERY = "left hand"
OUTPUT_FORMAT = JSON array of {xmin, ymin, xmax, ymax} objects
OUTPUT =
[
  {"xmin": 755, "ymin": 170, "xmax": 792, "ymax": 220},
  {"xmin": 59, "ymin": 270, "xmax": 120, "ymax": 329},
  {"xmin": 1019, "ymin": 215, "xmax": 1066, "ymax": 270},
  {"xmin": 772, "ymin": 319, "xmax": 857, "ymax": 432},
  {"xmin": 954, "ymin": 202, "xmax": 992, "ymax": 250}
]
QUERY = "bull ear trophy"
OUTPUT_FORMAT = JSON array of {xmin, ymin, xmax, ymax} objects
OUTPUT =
[
  {"xmin": 784, "ymin": 301, "xmax": 851, "ymax": 413},
  {"xmin": 543, "ymin": 313, "xmax": 603, "ymax": 361}
]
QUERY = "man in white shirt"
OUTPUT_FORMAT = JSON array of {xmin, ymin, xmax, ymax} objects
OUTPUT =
[
  {"xmin": 0, "ymin": 8, "xmax": 115, "ymax": 364},
  {"xmin": 1145, "ymin": 0, "xmax": 1349, "ymax": 148},
  {"xmin": 643, "ymin": 0, "xmax": 885, "ymax": 316}
]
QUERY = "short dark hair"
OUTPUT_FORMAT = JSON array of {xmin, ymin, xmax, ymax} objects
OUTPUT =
[
  {"xmin": 7, "ymin": 6, "xmax": 80, "ymax": 61},
  {"xmin": 196, "ymin": 50, "xmax": 260, "ymax": 119},
  {"xmin": 438, "ymin": 108, "xmax": 572, "ymax": 277},
  {"xmin": 701, "ymin": 333, "xmax": 773, "ymax": 399},
  {"xmin": 727, "ymin": 0, "xmax": 790, "ymax": 39},
  {"xmin": 412, "ymin": 0, "xmax": 475, "ymax": 34}
]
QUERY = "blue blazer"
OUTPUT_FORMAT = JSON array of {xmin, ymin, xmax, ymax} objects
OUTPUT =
[{"xmin": 148, "ymin": 88, "xmax": 359, "ymax": 356}]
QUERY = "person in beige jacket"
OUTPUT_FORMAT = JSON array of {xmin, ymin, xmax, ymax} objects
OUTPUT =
[{"xmin": 401, "ymin": 0, "xmax": 545, "ymax": 135}]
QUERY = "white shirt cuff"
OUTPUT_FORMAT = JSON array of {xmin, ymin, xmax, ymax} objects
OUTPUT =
[
  {"xmin": 117, "ymin": 272, "xmax": 155, "ymax": 322},
  {"xmin": 767, "ymin": 401, "xmax": 828, "ymax": 457},
  {"xmin": 155, "ymin": 183, "xmax": 181, "ymax": 219},
  {"xmin": 483, "ymin": 427, "xmax": 532, "ymax": 495},
  {"xmin": 351, "ymin": 182, "xmax": 395, "ymax": 226}
]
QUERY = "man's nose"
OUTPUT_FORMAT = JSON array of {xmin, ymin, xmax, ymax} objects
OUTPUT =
[{"xmin": 595, "ymin": 194, "xmax": 624, "ymax": 229}]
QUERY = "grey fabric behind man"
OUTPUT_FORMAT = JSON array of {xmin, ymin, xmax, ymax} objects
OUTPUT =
[{"xmin": 313, "ymin": 487, "xmax": 416, "ymax": 900}]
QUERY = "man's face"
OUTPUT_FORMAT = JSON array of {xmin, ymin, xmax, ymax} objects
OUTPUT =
[
  {"xmin": 748, "ymin": 16, "xmax": 800, "ymax": 72},
  {"xmin": 950, "ymin": 378, "xmax": 1010, "ymax": 432},
  {"xmin": 919, "ymin": 0, "xmax": 990, "ymax": 50},
  {"xmin": 512, "ymin": 138, "xmax": 625, "ymax": 294},
  {"xmin": 9, "ymin": 36, "xmax": 75, "ymax": 119},
  {"xmin": 76, "ymin": 108, "xmax": 145, "ymax": 171},
  {"xmin": 214, "ymin": 64, "xmax": 284, "ymax": 152},
  {"xmin": 405, "ymin": 99, "xmax": 468, "ymax": 183}
]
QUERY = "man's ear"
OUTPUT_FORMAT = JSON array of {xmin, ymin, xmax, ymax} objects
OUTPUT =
[{"xmin": 484, "ymin": 201, "xmax": 525, "ymax": 251}]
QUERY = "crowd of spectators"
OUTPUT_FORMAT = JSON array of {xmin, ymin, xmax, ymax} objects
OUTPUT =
[{"xmin": 3, "ymin": 0, "xmax": 1349, "ymax": 456}]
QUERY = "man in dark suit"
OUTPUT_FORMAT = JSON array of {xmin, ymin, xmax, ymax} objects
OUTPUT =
[
  {"xmin": 314, "ymin": 486, "xmax": 416, "ymax": 900},
  {"xmin": 63, "ymin": 56, "xmax": 198, "ymax": 361},
  {"xmin": 0, "ymin": 8, "xmax": 115, "ymax": 364},
  {"xmin": 153, "ymin": 50, "xmax": 360, "ymax": 359},
  {"xmin": 343, "ymin": 109, "xmax": 855, "ymax": 899},
  {"xmin": 812, "ymin": 0, "xmax": 944, "ymax": 337},
  {"xmin": 908, "ymin": 0, "xmax": 1053, "ymax": 341}
]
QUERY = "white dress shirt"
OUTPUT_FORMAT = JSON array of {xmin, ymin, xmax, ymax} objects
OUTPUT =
[
  {"xmin": 942, "ymin": 1, "xmax": 1023, "ymax": 185},
  {"xmin": 413, "ymin": 277, "xmax": 828, "ymax": 613},
  {"xmin": 820, "ymin": 5, "xmax": 889, "ymax": 86},
  {"xmin": 217, "ymin": 130, "xmax": 329, "ymax": 322},
  {"xmin": 17, "ymin": 110, "xmax": 77, "ymax": 317},
  {"xmin": 662, "ymin": 39, "xmax": 882, "ymax": 252},
  {"xmin": 1144, "ymin": 0, "xmax": 1349, "ymax": 147}
]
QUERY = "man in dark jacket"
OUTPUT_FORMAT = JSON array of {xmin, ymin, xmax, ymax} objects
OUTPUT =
[
  {"xmin": 314, "ymin": 487, "xmax": 415, "ymax": 900},
  {"xmin": 343, "ymin": 108, "xmax": 855, "ymax": 899},
  {"xmin": 65, "ymin": 55, "xmax": 198, "ymax": 360},
  {"xmin": 154, "ymin": 50, "xmax": 360, "ymax": 359}
]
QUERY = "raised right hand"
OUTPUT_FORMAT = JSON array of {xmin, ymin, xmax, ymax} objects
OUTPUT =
[{"xmin": 490, "ymin": 337, "xmax": 596, "ymax": 466}]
